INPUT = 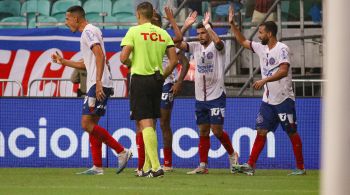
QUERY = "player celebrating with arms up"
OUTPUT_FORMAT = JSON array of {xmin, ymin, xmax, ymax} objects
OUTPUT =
[
  {"xmin": 177, "ymin": 11, "xmax": 239, "ymax": 175},
  {"xmin": 229, "ymin": 6, "xmax": 305, "ymax": 176}
]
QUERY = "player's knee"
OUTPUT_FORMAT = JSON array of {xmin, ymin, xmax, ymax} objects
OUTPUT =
[
  {"xmin": 212, "ymin": 130, "xmax": 223, "ymax": 138},
  {"xmin": 257, "ymin": 129, "xmax": 268, "ymax": 136},
  {"xmin": 160, "ymin": 119, "xmax": 170, "ymax": 130},
  {"xmin": 286, "ymin": 127, "xmax": 297, "ymax": 136},
  {"xmin": 81, "ymin": 120, "xmax": 94, "ymax": 132}
]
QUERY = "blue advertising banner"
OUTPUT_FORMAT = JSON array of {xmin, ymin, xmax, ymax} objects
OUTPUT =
[{"xmin": 0, "ymin": 98, "xmax": 321, "ymax": 169}]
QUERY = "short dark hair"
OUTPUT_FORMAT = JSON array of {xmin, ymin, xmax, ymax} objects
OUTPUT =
[
  {"xmin": 260, "ymin": 21, "xmax": 277, "ymax": 37},
  {"xmin": 196, "ymin": 21, "xmax": 213, "ymax": 29},
  {"xmin": 137, "ymin": 2, "xmax": 153, "ymax": 19},
  {"xmin": 67, "ymin": 5, "xmax": 85, "ymax": 18},
  {"xmin": 151, "ymin": 12, "xmax": 162, "ymax": 27}
]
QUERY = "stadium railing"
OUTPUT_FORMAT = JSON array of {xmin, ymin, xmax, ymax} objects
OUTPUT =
[
  {"xmin": 0, "ymin": 79, "xmax": 23, "ymax": 96},
  {"xmin": 27, "ymin": 78, "xmax": 127, "ymax": 97},
  {"xmin": 27, "ymin": 78, "xmax": 74, "ymax": 97}
]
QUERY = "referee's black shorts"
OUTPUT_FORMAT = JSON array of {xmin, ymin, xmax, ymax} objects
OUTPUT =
[{"xmin": 130, "ymin": 73, "xmax": 164, "ymax": 120}]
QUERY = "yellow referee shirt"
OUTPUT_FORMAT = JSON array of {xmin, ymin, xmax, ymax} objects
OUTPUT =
[{"xmin": 120, "ymin": 22, "xmax": 174, "ymax": 76}]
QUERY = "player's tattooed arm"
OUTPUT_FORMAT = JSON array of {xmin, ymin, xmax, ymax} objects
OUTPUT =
[
  {"xmin": 228, "ymin": 5, "xmax": 251, "ymax": 50},
  {"xmin": 202, "ymin": 12, "xmax": 224, "ymax": 51},
  {"xmin": 51, "ymin": 52, "xmax": 85, "ymax": 69}
]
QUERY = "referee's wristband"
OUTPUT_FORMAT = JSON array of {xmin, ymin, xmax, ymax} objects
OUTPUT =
[{"xmin": 204, "ymin": 24, "xmax": 211, "ymax": 30}]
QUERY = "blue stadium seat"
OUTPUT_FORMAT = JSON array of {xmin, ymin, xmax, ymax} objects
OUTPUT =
[
  {"xmin": 0, "ymin": 0, "xmax": 21, "ymax": 20},
  {"xmin": 0, "ymin": 16, "xmax": 26, "ymax": 28},
  {"xmin": 21, "ymin": 0, "xmax": 51, "ymax": 21},
  {"xmin": 28, "ymin": 15, "xmax": 58, "ymax": 28},
  {"xmin": 52, "ymin": 0, "xmax": 82, "ymax": 22}
]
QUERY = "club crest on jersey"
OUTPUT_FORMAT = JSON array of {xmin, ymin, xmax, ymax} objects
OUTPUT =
[
  {"xmin": 269, "ymin": 57, "xmax": 276, "ymax": 65},
  {"xmin": 206, "ymin": 52, "xmax": 214, "ymax": 60}
]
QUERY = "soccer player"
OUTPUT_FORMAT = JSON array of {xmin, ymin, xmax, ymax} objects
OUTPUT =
[
  {"xmin": 152, "ymin": 8, "xmax": 190, "ymax": 172},
  {"xmin": 228, "ymin": 6, "xmax": 305, "ymax": 176},
  {"xmin": 51, "ymin": 6, "xmax": 132, "ymax": 175},
  {"xmin": 176, "ymin": 11, "xmax": 239, "ymax": 175},
  {"xmin": 120, "ymin": 2, "xmax": 178, "ymax": 178}
]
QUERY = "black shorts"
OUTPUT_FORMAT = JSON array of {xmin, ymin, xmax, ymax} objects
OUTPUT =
[{"xmin": 130, "ymin": 74, "xmax": 164, "ymax": 120}]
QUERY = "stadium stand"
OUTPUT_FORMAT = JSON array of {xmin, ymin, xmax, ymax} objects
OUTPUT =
[
  {"xmin": 51, "ymin": 0, "xmax": 82, "ymax": 22},
  {"xmin": 28, "ymin": 15, "xmax": 57, "ymax": 28},
  {"xmin": 21, "ymin": 0, "xmax": 51, "ymax": 21},
  {"xmin": 0, "ymin": 16, "xmax": 26, "ymax": 28},
  {"xmin": 0, "ymin": 0, "xmax": 21, "ymax": 20},
  {"xmin": 83, "ymin": 0, "xmax": 112, "ymax": 23}
]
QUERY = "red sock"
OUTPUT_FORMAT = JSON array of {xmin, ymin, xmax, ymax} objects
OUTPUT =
[
  {"xmin": 136, "ymin": 131, "xmax": 145, "ymax": 170},
  {"xmin": 217, "ymin": 131, "xmax": 234, "ymax": 155},
  {"xmin": 163, "ymin": 147, "xmax": 172, "ymax": 167},
  {"xmin": 91, "ymin": 125, "xmax": 124, "ymax": 154},
  {"xmin": 290, "ymin": 133, "xmax": 305, "ymax": 170},
  {"xmin": 89, "ymin": 134, "xmax": 102, "ymax": 167},
  {"xmin": 247, "ymin": 134, "xmax": 266, "ymax": 167},
  {"xmin": 199, "ymin": 136, "xmax": 210, "ymax": 164}
]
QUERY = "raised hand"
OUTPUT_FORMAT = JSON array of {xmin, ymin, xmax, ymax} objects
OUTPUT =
[
  {"xmin": 51, "ymin": 51, "xmax": 64, "ymax": 64},
  {"xmin": 229, "ymin": 5, "xmax": 235, "ymax": 24},
  {"xmin": 202, "ymin": 11, "xmax": 210, "ymax": 26},
  {"xmin": 164, "ymin": 6, "xmax": 175, "ymax": 21},
  {"xmin": 184, "ymin": 10, "xmax": 198, "ymax": 27}
]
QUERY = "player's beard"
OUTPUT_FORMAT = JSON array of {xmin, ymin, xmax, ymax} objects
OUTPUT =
[
  {"xmin": 199, "ymin": 39, "xmax": 207, "ymax": 45},
  {"xmin": 261, "ymin": 37, "xmax": 269, "ymax": 45}
]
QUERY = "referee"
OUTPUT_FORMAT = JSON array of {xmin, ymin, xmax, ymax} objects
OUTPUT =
[{"xmin": 120, "ymin": 2, "xmax": 178, "ymax": 178}]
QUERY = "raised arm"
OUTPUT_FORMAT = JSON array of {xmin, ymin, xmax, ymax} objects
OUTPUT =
[
  {"xmin": 51, "ymin": 52, "xmax": 85, "ymax": 70},
  {"xmin": 176, "ymin": 11, "xmax": 198, "ymax": 51},
  {"xmin": 228, "ymin": 5, "xmax": 251, "ymax": 50},
  {"xmin": 164, "ymin": 6, "xmax": 183, "ymax": 43},
  {"xmin": 202, "ymin": 12, "xmax": 224, "ymax": 50}
]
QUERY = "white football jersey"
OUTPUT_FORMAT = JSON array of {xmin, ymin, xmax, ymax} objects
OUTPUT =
[
  {"xmin": 188, "ymin": 41, "xmax": 226, "ymax": 101},
  {"xmin": 251, "ymin": 41, "xmax": 295, "ymax": 105},
  {"xmin": 80, "ymin": 24, "xmax": 113, "ymax": 91}
]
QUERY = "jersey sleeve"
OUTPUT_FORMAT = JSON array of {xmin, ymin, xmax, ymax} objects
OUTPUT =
[
  {"xmin": 120, "ymin": 28, "xmax": 134, "ymax": 47},
  {"xmin": 83, "ymin": 29, "xmax": 100, "ymax": 49},
  {"xmin": 251, "ymin": 41, "xmax": 263, "ymax": 55},
  {"xmin": 278, "ymin": 45, "xmax": 291, "ymax": 65}
]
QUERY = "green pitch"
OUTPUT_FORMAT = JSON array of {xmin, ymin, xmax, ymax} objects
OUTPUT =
[{"xmin": 0, "ymin": 168, "xmax": 319, "ymax": 195}]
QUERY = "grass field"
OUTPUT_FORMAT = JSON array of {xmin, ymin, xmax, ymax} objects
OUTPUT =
[{"xmin": 0, "ymin": 168, "xmax": 319, "ymax": 195}]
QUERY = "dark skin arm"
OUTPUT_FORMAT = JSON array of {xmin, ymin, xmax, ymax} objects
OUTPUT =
[
  {"xmin": 164, "ymin": 6, "xmax": 183, "ymax": 43},
  {"xmin": 171, "ymin": 51, "xmax": 190, "ymax": 96}
]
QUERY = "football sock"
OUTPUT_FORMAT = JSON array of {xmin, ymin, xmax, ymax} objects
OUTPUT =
[
  {"xmin": 199, "ymin": 136, "xmax": 210, "ymax": 164},
  {"xmin": 163, "ymin": 147, "xmax": 172, "ymax": 167},
  {"xmin": 142, "ymin": 127, "xmax": 161, "ymax": 171},
  {"xmin": 91, "ymin": 125, "xmax": 124, "ymax": 154},
  {"xmin": 290, "ymin": 133, "xmax": 305, "ymax": 170},
  {"xmin": 216, "ymin": 131, "xmax": 234, "ymax": 155},
  {"xmin": 247, "ymin": 134, "xmax": 266, "ymax": 167},
  {"xmin": 136, "ymin": 131, "xmax": 145, "ymax": 170},
  {"xmin": 89, "ymin": 134, "xmax": 102, "ymax": 167}
]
